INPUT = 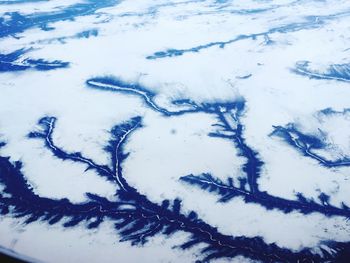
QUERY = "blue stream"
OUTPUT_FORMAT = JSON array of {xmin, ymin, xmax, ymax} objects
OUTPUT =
[
  {"xmin": 87, "ymin": 77, "xmax": 350, "ymax": 216},
  {"xmin": 86, "ymin": 77, "xmax": 202, "ymax": 116},
  {"xmin": 1, "ymin": 77, "xmax": 350, "ymax": 261},
  {"xmin": 180, "ymin": 101, "xmax": 350, "ymax": 218},
  {"xmin": 2, "ymin": 150, "xmax": 350, "ymax": 262},
  {"xmin": 293, "ymin": 61, "xmax": 350, "ymax": 82},
  {"xmin": 180, "ymin": 173, "xmax": 350, "ymax": 217},
  {"xmin": 271, "ymin": 121, "xmax": 350, "ymax": 168},
  {"xmin": 0, "ymin": 49, "xmax": 69, "ymax": 72},
  {"xmin": 146, "ymin": 11, "xmax": 350, "ymax": 59},
  {"xmin": 0, "ymin": 0, "xmax": 46, "ymax": 4},
  {"xmin": 32, "ymin": 29, "xmax": 99, "ymax": 47},
  {"xmin": 0, "ymin": 0, "xmax": 119, "ymax": 38}
]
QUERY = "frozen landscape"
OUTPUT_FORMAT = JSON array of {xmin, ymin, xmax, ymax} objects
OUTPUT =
[{"xmin": 1, "ymin": 0, "xmax": 350, "ymax": 262}]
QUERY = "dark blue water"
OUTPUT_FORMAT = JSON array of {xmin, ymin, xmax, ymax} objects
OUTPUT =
[
  {"xmin": 0, "ymin": 49, "xmax": 69, "ymax": 72},
  {"xmin": 146, "ymin": 12, "xmax": 350, "ymax": 60},
  {"xmin": 271, "ymin": 109, "xmax": 350, "ymax": 168},
  {"xmin": 0, "ymin": 0, "xmax": 119, "ymax": 38},
  {"xmin": 1, "ymin": 77, "xmax": 349, "ymax": 262},
  {"xmin": 1, "ymin": 1, "xmax": 350, "ymax": 261},
  {"xmin": 293, "ymin": 61, "xmax": 350, "ymax": 82}
]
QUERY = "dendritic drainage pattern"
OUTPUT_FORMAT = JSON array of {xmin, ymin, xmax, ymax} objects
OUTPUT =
[{"xmin": 1, "ymin": 0, "xmax": 350, "ymax": 263}]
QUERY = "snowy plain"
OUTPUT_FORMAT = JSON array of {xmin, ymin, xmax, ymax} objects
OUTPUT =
[{"xmin": 1, "ymin": 0, "xmax": 350, "ymax": 262}]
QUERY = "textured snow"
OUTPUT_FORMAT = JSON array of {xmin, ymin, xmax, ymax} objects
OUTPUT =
[{"xmin": 1, "ymin": 0, "xmax": 350, "ymax": 262}]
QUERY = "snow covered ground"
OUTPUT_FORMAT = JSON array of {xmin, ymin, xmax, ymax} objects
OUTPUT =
[{"xmin": 1, "ymin": 0, "xmax": 350, "ymax": 262}]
